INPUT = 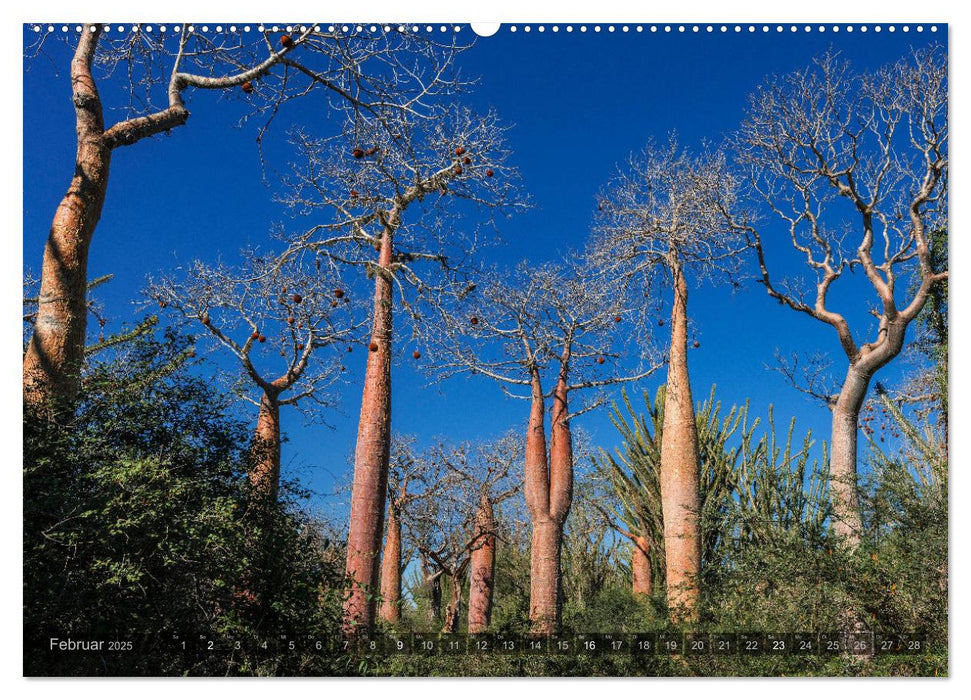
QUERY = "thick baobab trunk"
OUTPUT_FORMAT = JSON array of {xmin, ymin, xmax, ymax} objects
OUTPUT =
[
  {"xmin": 343, "ymin": 226, "xmax": 395, "ymax": 635},
  {"xmin": 24, "ymin": 26, "xmax": 110, "ymax": 407},
  {"xmin": 248, "ymin": 390, "xmax": 282, "ymax": 500},
  {"xmin": 632, "ymin": 536, "xmax": 653, "ymax": 597},
  {"xmin": 529, "ymin": 518, "xmax": 563, "ymax": 635},
  {"xmin": 659, "ymin": 257, "xmax": 701, "ymax": 621},
  {"xmin": 829, "ymin": 364, "xmax": 872, "ymax": 546},
  {"xmin": 468, "ymin": 496, "xmax": 496, "ymax": 634},
  {"xmin": 378, "ymin": 507, "xmax": 403, "ymax": 624},
  {"xmin": 525, "ymin": 369, "xmax": 573, "ymax": 635}
]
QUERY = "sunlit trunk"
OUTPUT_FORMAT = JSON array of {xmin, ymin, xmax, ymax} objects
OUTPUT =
[
  {"xmin": 343, "ymin": 226, "xmax": 394, "ymax": 636},
  {"xmin": 659, "ymin": 255, "xmax": 701, "ymax": 622},
  {"xmin": 830, "ymin": 364, "xmax": 871, "ymax": 547},
  {"xmin": 24, "ymin": 26, "xmax": 110, "ymax": 407},
  {"xmin": 468, "ymin": 496, "xmax": 496, "ymax": 634},
  {"xmin": 248, "ymin": 390, "xmax": 282, "ymax": 500},
  {"xmin": 378, "ymin": 506, "xmax": 403, "ymax": 624},
  {"xmin": 632, "ymin": 536, "xmax": 653, "ymax": 597}
]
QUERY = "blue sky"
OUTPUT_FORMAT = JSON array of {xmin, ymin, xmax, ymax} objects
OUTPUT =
[{"xmin": 22, "ymin": 25, "xmax": 944, "ymax": 518}]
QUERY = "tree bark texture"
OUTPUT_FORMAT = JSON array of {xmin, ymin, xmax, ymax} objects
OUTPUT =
[
  {"xmin": 632, "ymin": 535, "xmax": 653, "ymax": 597},
  {"xmin": 378, "ymin": 506, "xmax": 403, "ymax": 624},
  {"xmin": 24, "ymin": 26, "xmax": 110, "ymax": 407},
  {"xmin": 343, "ymin": 227, "xmax": 395, "ymax": 635},
  {"xmin": 441, "ymin": 573, "xmax": 464, "ymax": 634},
  {"xmin": 248, "ymin": 390, "xmax": 282, "ymax": 500},
  {"xmin": 468, "ymin": 496, "xmax": 497, "ymax": 634},
  {"xmin": 659, "ymin": 257, "xmax": 701, "ymax": 621},
  {"xmin": 524, "ymin": 369, "xmax": 573, "ymax": 635}
]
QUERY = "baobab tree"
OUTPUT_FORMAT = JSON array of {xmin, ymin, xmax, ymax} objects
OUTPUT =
[
  {"xmin": 148, "ymin": 248, "xmax": 358, "ymax": 500},
  {"xmin": 23, "ymin": 22, "xmax": 468, "ymax": 408},
  {"xmin": 427, "ymin": 259, "xmax": 660, "ymax": 634},
  {"xmin": 594, "ymin": 139, "xmax": 747, "ymax": 620},
  {"xmin": 400, "ymin": 437, "xmax": 521, "ymax": 633},
  {"xmin": 378, "ymin": 435, "xmax": 443, "ymax": 625},
  {"xmin": 732, "ymin": 48, "xmax": 947, "ymax": 546},
  {"xmin": 278, "ymin": 107, "xmax": 524, "ymax": 634},
  {"xmin": 594, "ymin": 386, "xmax": 755, "ymax": 605}
]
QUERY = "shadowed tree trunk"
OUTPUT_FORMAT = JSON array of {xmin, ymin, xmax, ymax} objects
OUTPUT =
[
  {"xmin": 24, "ymin": 27, "xmax": 110, "ymax": 407},
  {"xmin": 441, "ymin": 564, "xmax": 468, "ymax": 634},
  {"xmin": 632, "ymin": 536, "xmax": 653, "ymax": 597},
  {"xmin": 419, "ymin": 554, "xmax": 444, "ymax": 625},
  {"xmin": 378, "ymin": 505, "xmax": 403, "ymax": 624},
  {"xmin": 248, "ymin": 389, "xmax": 282, "ymax": 500},
  {"xmin": 659, "ymin": 254, "xmax": 701, "ymax": 621},
  {"xmin": 344, "ymin": 224, "xmax": 396, "ymax": 635},
  {"xmin": 525, "ymin": 367, "xmax": 573, "ymax": 635},
  {"xmin": 468, "ymin": 496, "xmax": 497, "ymax": 634}
]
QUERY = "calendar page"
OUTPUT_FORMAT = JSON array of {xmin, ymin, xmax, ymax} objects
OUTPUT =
[{"xmin": 22, "ymin": 18, "xmax": 948, "ymax": 678}]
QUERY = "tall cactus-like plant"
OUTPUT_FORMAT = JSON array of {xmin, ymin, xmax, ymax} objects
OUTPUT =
[
  {"xmin": 731, "ymin": 410, "xmax": 830, "ymax": 548},
  {"xmin": 594, "ymin": 386, "xmax": 752, "ymax": 599}
]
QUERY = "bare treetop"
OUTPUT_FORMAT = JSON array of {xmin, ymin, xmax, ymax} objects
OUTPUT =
[
  {"xmin": 148, "ymin": 247, "xmax": 363, "ymax": 416},
  {"xmin": 26, "ymin": 24, "xmax": 475, "ymax": 153},
  {"xmin": 593, "ymin": 136, "xmax": 748, "ymax": 283},
  {"xmin": 277, "ymin": 106, "xmax": 524, "ymax": 267},
  {"xmin": 424, "ymin": 257, "xmax": 660, "ymax": 409},
  {"xmin": 734, "ymin": 46, "xmax": 947, "ymax": 359},
  {"xmin": 401, "ymin": 434, "xmax": 523, "ymax": 569}
]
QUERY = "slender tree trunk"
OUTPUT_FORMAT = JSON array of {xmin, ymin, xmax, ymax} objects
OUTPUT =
[
  {"xmin": 659, "ymin": 255, "xmax": 701, "ymax": 622},
  {"xmin": 378, "ymin": 506, "xmax": 403, "ymax": 624},
  {"xmin": 632, "ymin": 536, "xmax": 653, "ymax": 597},
  {"xmin": 421, "ymin": 560, "xmax": 443, "ymax": 625},
  {"xmin": 830, "ymin": 364, "xmax": 872, "ymax": 546},
  {"xmin": 468, "ymin": 496, "xmax": 496, "ymax": 634},
  {"xmin": 24, "ymin": 26, "xmax": 110, "ymax": 407},
  {"xmin": 248, "ymin": 390, "xmax": 282, "ymax": 500},
  {"xmin": 441, "ymin": 572, "xmax": 464, "ymax": 634},
  {"xmin": 343, "ymin": 225, "xmax": 395, "ymax": 635}
]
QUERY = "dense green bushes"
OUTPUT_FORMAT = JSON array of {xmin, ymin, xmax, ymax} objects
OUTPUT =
[
  {"xmin": 23, "ymin": 326, "xmax": 947, "ymax": 677},
  {"xmin": 23, "ymin": 329, "xmax": 348, "ymax": 676}
]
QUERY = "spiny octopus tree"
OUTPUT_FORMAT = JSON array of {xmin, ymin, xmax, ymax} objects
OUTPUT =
[
  {"xmin": 277, "ymin": 107, "xmax": 524, "ymax": 635},
  {"xmin": 23, "ymin": 22, "xmax": 468, "ymax": 409},
  {"xmin": 426, "ymin": 258, "xmax": 660, "ymax": 634},
  {"xmin": 593, "ymin": 138, "xmax": 747, "ymax": 621},
  {"xmin": 401, "ymin": 436, "xmax": 522, "ymax": 634},
  {"xmin": 732, "ymin": 48, "xmax": 947, "ymax": 547},
  {"xmin": 148, "ymin": 248, "xmax": 359, "ymax": 501}
]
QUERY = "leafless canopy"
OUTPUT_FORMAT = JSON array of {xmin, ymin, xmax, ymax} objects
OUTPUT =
[
  {"xmin": 275, "ymin": 104, "xmax": 526, "ymax": 325},
  {"xmin": 593, "ymin": 136, "xmax": 749, "ymax": 289},
  {"xmin": 733, "ymin": 47, "xmax": 947, "ymax": 373},
  {"xmin": 424, "ymin": 257, "xmax": 661, "ymax": 415},
  {"xmin": 26, "ymin": 23, "xmax": 475, "ymax": 159},
  {"xmin": 148, "ymin": 248, "xmax": 362, "ymax": 416},
  {"xmin": 398, "ymin": 434, "xmax": 523, "ymax": 587}
]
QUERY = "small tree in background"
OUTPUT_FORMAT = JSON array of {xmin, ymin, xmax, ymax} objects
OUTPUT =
[
  {"xmin": 278, "ymin": 106, "xmax": 525, "ymax": 635},
  {"xmin": 378, "ymin": 435, "xmax": 443, "ymax": 626},
  {"xmin": 732, "ymin": 48, "xmax": 947, "ymax": 546},
  {"xmin": 23, "ymin": 23, "xmax": 469, "ymax": 408},
  {"xmin": 397, "ymin": 437, "xmax": 521, "ymax": 634},
  {"xmin": 149, "ymin": 248, "xmax": 359, "ymax": 500},
  {"xmin": 594, "ymin": 139, "xmax": 747, "ymax": 621},
  {"xmin": 427, "ymin": 258, "xmax": 660, "ymax": 634}
]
